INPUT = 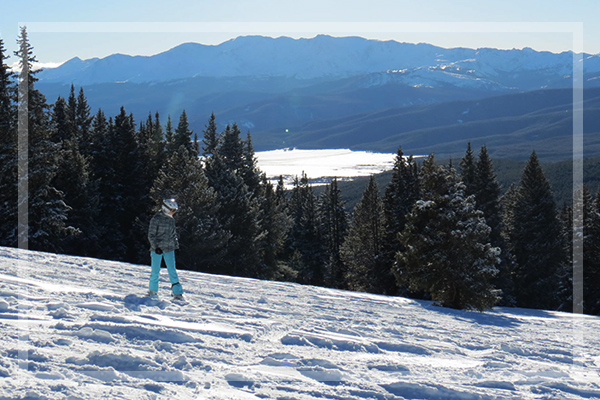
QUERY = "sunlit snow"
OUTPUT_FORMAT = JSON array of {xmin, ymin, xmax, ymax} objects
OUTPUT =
[
  {"xmin": 255, "ymin": 148, "xmax": 397, "ymax": 188},
  {"xmin": 1, "ymin": 247, "xmax": 600, "ymax": 399}
]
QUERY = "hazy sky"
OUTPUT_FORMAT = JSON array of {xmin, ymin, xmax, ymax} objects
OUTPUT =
[{"xmin": 1, "ymin": 0, "xmax": 598, "ymax": 66}]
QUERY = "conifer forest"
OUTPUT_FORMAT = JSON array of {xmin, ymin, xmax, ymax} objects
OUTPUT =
[{"xmin": 1, "ymin": 29, "xmax": 599, "ymax": 314}]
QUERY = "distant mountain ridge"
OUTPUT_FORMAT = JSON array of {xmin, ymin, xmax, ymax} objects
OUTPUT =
[
  {"xmin": 35, "ymin": 35, "xmax": 600, "ymax": 160},
  {"xmin": 40, "ymin": 35, "xmax": 600, "ymax": 90}
]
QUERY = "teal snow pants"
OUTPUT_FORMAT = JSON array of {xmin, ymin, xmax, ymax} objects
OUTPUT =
[{"xmin": 149, "ymin": 251, "xmax": 184, "ymax": 295}]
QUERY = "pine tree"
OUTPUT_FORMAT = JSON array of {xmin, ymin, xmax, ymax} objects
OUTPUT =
[
  {"xmin": 395, "ymin": 154, "xmax": 500, "ymax": 311},
  {"xmin": 202, "ymin": 112, "xmax": 219, "ymax": 157},
  {"xmin": 460, "ymin": 142, "xmax": 476, "ymax": 196},
  {"xmin": 382, "ymin": 147, "xmax": 420, "ymax": 295},
  {"xmin": 220, "ymin": 123, "xmax": 245, "ymax": 173},
  {"xmin": 205, "ymin": 150, "xmax": 262, "ymax": 277},
  {"xmin": 257, "ymin": 175, "xmax": 292, "ymax": 279},
  {"xmin": 169, "ymin": 109, "xmax": 196, "ymax": 157},
  {"xmin": 472, "ymin": 145, "xmax": 514, "ymax": 304},
  {"xmin": 92, "ymin": 107, "xmax": 148, "ymax": 262},
  {"xmin": 319, "ymin": 178, "xmax": 349, "ymax": 289},
  {"xmin": 504, "ymin": 151, "xmax": 566, "ymax": 310},
  {"xmin": 151, "ymin": 145, "xmax": 230, "ymax": 271},
  {"xmin": 287, "ymin": 173, "xmax": 326, "ymax": 285},
  {"xmin": 585, "ymin": 189, "xmax": 600, "ymax": 314},
  {"xmin": 49, "ymin": 94, "xmax": 94, "ymax": 255},
  {"xmin": 341, "ymin": 176, "xmax": 386, "ymax": 293},
  {"xmin": 0, "ymin": 37, "xmax": 17, "ymax": 246},
  {"xmin": 241, "ymin": 132, "xmax": 262, "ymax": 196},
  {"xmin": 15, "ymin": 26, "xmax": 70, "ymax": 252}
]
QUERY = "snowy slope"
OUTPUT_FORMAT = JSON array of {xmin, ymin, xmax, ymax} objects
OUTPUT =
[{"xmin": 1, "ymin": 246, "xmax": 600, "ymax": 400}]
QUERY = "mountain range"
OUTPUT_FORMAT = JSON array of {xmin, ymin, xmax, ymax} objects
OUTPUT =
[{"xmin": 37, "ymin": 35, "xmax": 600, "ymax": 160}]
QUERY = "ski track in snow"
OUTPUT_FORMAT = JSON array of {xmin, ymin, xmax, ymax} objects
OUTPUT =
[{"xmin": 1, "ymin": 247, "xmax": 600, "ymax": 399}]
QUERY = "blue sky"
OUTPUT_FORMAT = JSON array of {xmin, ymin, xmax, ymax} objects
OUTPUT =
[{"xmin": 1, "ymin": 0, "xmax": 598, "ymax": 66}]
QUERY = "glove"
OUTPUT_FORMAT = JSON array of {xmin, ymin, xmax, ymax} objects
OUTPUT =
[{"xmin": 155, "ymin": 248, "xmax": 163, "ymax": 255}]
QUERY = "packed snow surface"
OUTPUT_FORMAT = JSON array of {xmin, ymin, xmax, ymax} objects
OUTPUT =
[
  {"xmin": 1, "ymin": 246, "xmax": 600, "ymax": 399},
  {"xmin": 255, "ymin": 148, "xmax": 397, "ymax": 187}
]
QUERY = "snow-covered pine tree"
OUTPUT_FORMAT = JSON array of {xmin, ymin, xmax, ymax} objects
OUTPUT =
[
  {"xmin": 341, "ymin": 175, "xmax": 386, "ymax": 293},
  {"xmin": 503, "ymin": 151, "xmax": 566, "ymax": 310},
  {"xmin": 382, "ymin": 147, "xmax": 420, "ymax": 295},
  {"xmin": 151, "ymin": 145, "xmax": 230, "ymax": 271},
  {"xmin": 395, "ymin": 154, "xmax": 500, "ymax": 311},
  {"xmin": 15, "ymin": 26, "xmax": 70, "ymax": 252},
  {"xmin": 471, "ymin": 145, "xmax": 515, "ymax": 305},
  {"xmin": 0, "ymin": 37, "xmax": 17, "ymax": 247},
  {"xmin": 318, "ymin": 178, "xmax": 349, "ymax": 289}
]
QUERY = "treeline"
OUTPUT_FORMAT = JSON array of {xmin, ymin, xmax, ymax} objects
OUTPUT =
[{"xmin": 1, "ymin": 29, "xmax": 599, "ymax": 313}]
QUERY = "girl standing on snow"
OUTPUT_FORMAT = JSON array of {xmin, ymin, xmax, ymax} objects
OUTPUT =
[{"xmin": 147, "ymin": 198, "xmax": 184, "ymax": 299}]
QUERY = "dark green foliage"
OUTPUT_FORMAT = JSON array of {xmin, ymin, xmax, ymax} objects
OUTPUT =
[
  {"xmin": 319, "ymin": 178, "xmax": 349, "ymax": 289},
  {"xmin": 584, "ymin": 189, "xmax": 600, "ymax": 314},
  {"xmin": 287, "ymin": 173, "xmax": 326, "ymax": 285},
  {"xmin": 395, "ymin": 155, "xmax": 500, "ymax": 311},
  {"xmin": 0, "ymin": 38, "xmax": 17, "ymax": 247},
  {"xmin": 503, "ymin": 151, "xmax": 567, "ymax": 310},
  {"xmin": 151, "ymin": 145, "xmax": 230, "ymax": 271},
  {"xmin": 202, "ymin": 112, "xmax": 219, "ymax": 157},
  {"xmin": 15, "ymin": 27, "xmax": 70, "ymax": 252},
  {"xmin": 341, "ymin": 176, "xmax": 386, "ymax": 293},
  {"xmin": 396, "ymin": 156, "xmax": 499, "ymax": 311},
  {"xmin": 382, "ymin": 147, "xmax": 420, "ymax": 295}
]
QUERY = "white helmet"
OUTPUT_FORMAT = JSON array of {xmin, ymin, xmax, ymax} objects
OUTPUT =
[{"xmin": 162, "ymin": 198, "xmax": 178, "ymax": 215}]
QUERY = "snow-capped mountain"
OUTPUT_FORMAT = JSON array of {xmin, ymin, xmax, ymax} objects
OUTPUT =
[
  {"xmin": 1, "ymin": 246, "xmax": 600, "ymax": 399},
  {"xmin": 38, "ymin": 35, "xmax": 600, "ymax": 90}
]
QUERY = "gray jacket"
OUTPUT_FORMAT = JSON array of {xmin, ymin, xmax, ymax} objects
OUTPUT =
[{"xmin": 148, "ymin": 211, "xmax": 179, "ymax": 253}]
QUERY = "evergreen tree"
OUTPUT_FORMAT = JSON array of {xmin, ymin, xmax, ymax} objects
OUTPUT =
[
  {"xmin": 169, "ymin": 109, "xmax": 196, "ymax": 157},
  {"xmin": 257, "ymin": 175, "xmax": 292, "ymax": 279},
  {"xmin": 49, "ymin": 94, "xmax": 94, "ymax": 255},
  {"xmin": 319, "ymin": 178, "xmax": 349, "ymax": 289},
  {"xmin": 74, "ymin": 87, "xmax": 93, "ymax": 158},
  {"xmin": 202, "ymin": 112, "xmax": 219, "ymax": 157},
  {"xmin": 460, "ymin": 142, "xmax": 476, "ymax": 196},
  {"xmin": 151, "ymin": 145, "xmax": 230, "ymax": 271},
  {"xmin": 585, "ymin": 189, "xmax": 600, "ymax": 314},
  {"xmin": 473, "ymin": 145, "xmax": 514, "ymax": 304},
  {"xmin": 341, "ymin": 176, "xmax": 386, "ymax": 293},
  {"xmin": 503, "ymin": 151, "xmax": 566, "ymax": 310},
  {"xmin": 382, "ymin": 147, "xmax": 420, "ymax": 295},
  {"xmin": 287, "ymin": 173, "xmax": 326, "ymax": 285},
  {"xmin": 220, "ymin": 123, "xmax": 245, "ymax": 173},
  {"xmin": 205, "ymin": 150, "xmax": 262, "ymax": 277},
  {"xmin": 395, "ymin": 154, "xmax": 500, "ymax": 311},
  {"xmin": 241, "ymin": 132, "xmax": 262, "ymax": 196},
  {"xmin": 15, "ymin": 26, "xmax": 70, "ymax": 252},
  {"xmin": 164, "ymin": 115, "xmax": 175, "ymax": 150},
  {"xmin": 558, "ymin": 201, "xmax": 575, "ymax": 312},
  {"xmin": 0, "ymin": 37, "xmax": 17, "ymax": 246},
  {"xmin": 93, "ymin": 107, "xmax": 148, "ymax": 262}
]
